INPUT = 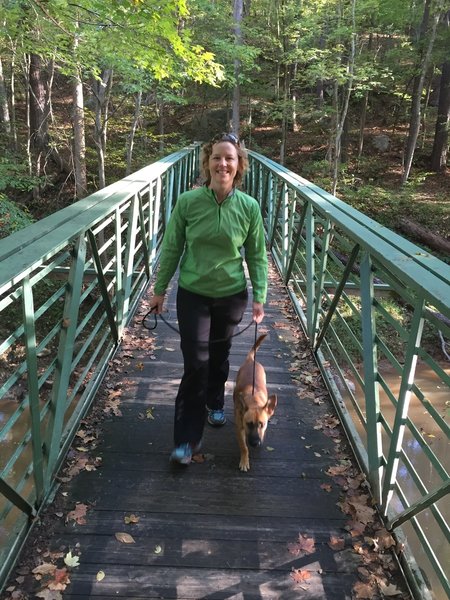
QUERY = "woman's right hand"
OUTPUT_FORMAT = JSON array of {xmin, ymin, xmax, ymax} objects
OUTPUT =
[{"xmin": 149, "ymin": 293, "xmax": 165, "ymax": 314}]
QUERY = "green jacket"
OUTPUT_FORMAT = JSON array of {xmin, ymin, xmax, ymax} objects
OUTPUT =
[{"xmin": 153, "ymin": 186, "xmax": 268, "ymax": 303}]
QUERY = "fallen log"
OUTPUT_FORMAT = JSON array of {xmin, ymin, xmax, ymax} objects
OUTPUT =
[{"xmin": 397, "ymin": 217, "xmax": 450, "ymax": 256}]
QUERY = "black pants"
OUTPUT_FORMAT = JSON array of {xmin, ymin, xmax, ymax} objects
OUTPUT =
[{"xmin": 174, "ymin": 286, "xmax": 248, "ymax": 446}]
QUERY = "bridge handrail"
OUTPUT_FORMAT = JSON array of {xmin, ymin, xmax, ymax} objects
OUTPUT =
[
  {"xmin": 246, "ymin": 150, "xmax": 449, "ymax": 600},
  {"xmin": 0, "ymin": 144, "xmax": 200, "ymax": 590}
]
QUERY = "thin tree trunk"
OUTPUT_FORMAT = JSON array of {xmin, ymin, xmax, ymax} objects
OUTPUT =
[
  {"xmin": 430, "ymin": 60, "xmax": 450, "ymax": 172},
  {"xmin": 29, "ymin": 53, "xmax": 51, "ymax": 199},
  {"xmin": 126, "ymin": 90, "xmax": 142, "ymax": 176},
  {"xmin": 93, "ymin": 68, "xmax": 113, "ymax": 189},
  {"xmin": 331, "ymin": 0, "xmax": 356, "ymax": 195},
  {"xmin": 232, "ymin": 0, "xmax": 243, "ymax": 135},
  {"xmin": 10, "ymin": 45, "xmax": 18, "ymax": 150},
  {"xmin": 358, "ymin": 92, "xmax": 369, "ymax": 159},
  {"xmin": 73, "ymin": 64, "xmax": 87, "ymax": 199},
  {"xmin": 402, "ymin": 3, "xmax": 439, "ymax": 184},
  {"xmin": 158, "ymin": 97, "xmax": 164, "ymax": 153},
  {"xmin": 421, "ymin": 66, "xmax": 434, "ymax": 148},
  {"xmin": 0, "ymin": 57, "xmax": 11, "ymax": 138}
]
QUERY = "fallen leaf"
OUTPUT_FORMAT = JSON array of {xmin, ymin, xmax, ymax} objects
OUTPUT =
[
  {"xmin": 153, "ymin": 545, "xmax": 163, "ymax": 554},
  {"xmin": 287, "ymin": 533, "xmax": 315, "ymax": 556},
  {"xmin": 35, "ymin": 590, "xmax": 63, "ymax": 600},
  {"xmin": 32, "ymin": 563, "xmax": 56, "ymax": 577},
  {"xmin": 320, "ymin": 483, "xmax": 332, "ymax": 492},
  {"xmin": 64, "ymin": 551, "xmax": 80, "ymax": 567},
  {"xmin": 378, "ymin": 580, "xmax": 404, "ymax": 597},
  {"xmin": 146, "ymin": 407, "xmax": 155, "ymax": 420},
  {"xmin": 96, "ymin": 570, "xmax": 105, "ymax": 581},
  {"xmin": 47, "ymin": 568, "xmax": 70, "ymax": 590},
  {"xmin": 328, "ymin": 535, "xmax": 345, "ymax": 551},
  {"xmin": 353, "ymin": 581, "xmax": 377, "ymax": 599},
  {"xmin": 290, "ymin": 568, "xmax": 311, "ymax": 583},
  {"xmin": 266, "ymin": 446, "xmax": 274, "ymax": 451},
  {"xmin": 124, "ymin": 514, "xmax": 140, "ymax": 524},
  {"xmin": 66, "ymin": 503, "xmax": 88, "ymax": 525},
  {"xmin": 115, "ymin": 531, "xmax": 135, "ymax": 544}
]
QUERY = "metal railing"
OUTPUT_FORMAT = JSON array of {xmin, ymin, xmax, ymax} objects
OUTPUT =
[
  {"xmin": 246, "ymin": 150, "xmax": 449, "ymax": 600},
  {"xmin": 0, "ymin": 144, "xmax": 199, "ymax": 589},
  {"xmin": 0, "ymin": 145, "xmax": 448, "ymax": 598}
]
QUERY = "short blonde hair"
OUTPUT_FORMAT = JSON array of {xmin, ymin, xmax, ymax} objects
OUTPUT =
[{"xmin": 200, "ymin": 133, "xmax": 249, "ymax": 188}]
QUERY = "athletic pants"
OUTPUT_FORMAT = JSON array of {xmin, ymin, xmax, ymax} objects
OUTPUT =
[{"xmin": 174, "ymin": 286, "xmax": 248, "ymax": 446}]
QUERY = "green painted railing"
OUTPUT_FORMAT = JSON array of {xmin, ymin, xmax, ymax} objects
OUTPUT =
[
  {"xmin": 0, "ymin": 144, "xmax": 199, "ymax": 589},
  {"xmin": 246, "ymin": 151, "xmax": 449, "ymax": 600},
  {"xmin": 0, "ymin": 145, "xmax": 448, "ymax": 599}
]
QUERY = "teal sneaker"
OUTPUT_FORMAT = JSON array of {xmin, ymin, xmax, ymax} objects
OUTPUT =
[
  {"xmin": 170, "ymin": 441, "xmax": 202, "ymax": 464},
  {"xmin": 207, "ymin": 408, "xmax": 226, "ymax": 427}
]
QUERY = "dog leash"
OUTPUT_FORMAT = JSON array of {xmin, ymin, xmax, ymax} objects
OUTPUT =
[
  {"xmin": 252, "ymin": 322, "xmax": 258, "ymax": 396},
  {"xmin": 142, "ymin": 309, "xmax": 256, "ymax": 344}
]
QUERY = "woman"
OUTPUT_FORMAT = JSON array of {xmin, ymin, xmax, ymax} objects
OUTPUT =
[{"xmin": 149, "ymin": 133, "xmax": 268, "ymax": 464}]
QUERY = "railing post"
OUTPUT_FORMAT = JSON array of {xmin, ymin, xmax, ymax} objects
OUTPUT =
[
  {"xmin": 382, "ymin": 299, "xmax": 425, "ymax": 515},
  {"xmin": 22, "ymin": 277, "xmax": 45, "ymax": 504},
  {"xmin": 44, "ymin": 234, "xmax": 87, "ymax": 488},
  {"xmin": 305, "ymin": 202, "xmax": 315, "ymax": 339},
  {"xmin": 360, "ymin": 250, "xmax": 383, "ymax": 503}
]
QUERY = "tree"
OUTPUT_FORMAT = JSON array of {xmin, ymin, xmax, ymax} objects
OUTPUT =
[
  {"xmin": 402, "ymin": 0, "xmax": 441, "ymax": 184},
  {"xmin": 430, "ymin": 60, "xmax": 450, "ymax": 172}
]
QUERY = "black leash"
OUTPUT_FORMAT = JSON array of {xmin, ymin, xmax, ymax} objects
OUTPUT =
[
  {"xmin": 143, "ymin": 308, "xmax": 260, "ymax": 397},
  {"xmin": 142, "ymin": 309, "xmax": 256, "ymax": 344},
  {"xmin": 252, "ymin": 321, "xmax": 258, "ymax": 396}
]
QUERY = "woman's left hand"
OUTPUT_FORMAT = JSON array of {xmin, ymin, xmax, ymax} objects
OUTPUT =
[{"xmin": 252, "ymin": 302, "xmax": 264, "ymax": 324}]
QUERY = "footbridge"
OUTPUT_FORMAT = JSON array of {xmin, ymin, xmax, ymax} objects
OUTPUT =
[{"xmin": 0, "ymin": 145, "xmax": 449, "ymax": 599}]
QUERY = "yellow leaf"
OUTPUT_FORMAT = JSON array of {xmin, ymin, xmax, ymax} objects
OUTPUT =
[
  {"xmin": 64, "ymin": 551, "xmax": 80, "ymax": 567},
  {"xmin": 266, "ymin": 446, "xmax": 274, "ymax": 451},
  {"xmin": 96, "ymin": 570, "xmax": 105, "ymax": 581}
]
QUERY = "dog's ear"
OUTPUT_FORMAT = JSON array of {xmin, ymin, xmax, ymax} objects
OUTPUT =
[{"xmin": 266, "ymin": 394, "xmax": 277, "ymax": 416}]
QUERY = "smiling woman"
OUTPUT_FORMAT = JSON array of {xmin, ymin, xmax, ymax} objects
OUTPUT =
[{"xmin": 148, "ymin": 132, "xmax": 268, "ymax": 465}]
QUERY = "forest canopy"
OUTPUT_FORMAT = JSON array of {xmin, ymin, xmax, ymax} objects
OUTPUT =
[{"xmin": 0, "ymin": 0, "xmax": 448, "ymax": 242}]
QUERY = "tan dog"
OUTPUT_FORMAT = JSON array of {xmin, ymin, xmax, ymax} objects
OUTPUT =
[{"xmin": 233, "ymin": 333, "xmax": 277, "ymax": 472}]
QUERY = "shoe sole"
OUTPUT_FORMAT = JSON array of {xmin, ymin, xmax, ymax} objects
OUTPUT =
[{"xmin": 207, "ymin": 417, "xmax": 226, "ymax": 427}]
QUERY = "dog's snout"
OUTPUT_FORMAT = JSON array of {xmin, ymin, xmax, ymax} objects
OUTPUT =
[{"xmin": 248, "ymin": 436, "xmax": 261, "ymax": 448}]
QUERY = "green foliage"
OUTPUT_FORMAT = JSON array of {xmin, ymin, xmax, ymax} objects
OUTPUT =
[
  {"xmin": 0, "ymin": 195, "xmax": 34, "ymax": 239},
  {"xmin": 0, "ymin": 159, "xmax": 43, "ymax": 192}
]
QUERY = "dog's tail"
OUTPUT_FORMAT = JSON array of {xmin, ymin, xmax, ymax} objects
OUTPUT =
[{"xmin": 247, "ymin": 333, "xmax": 267, "ymax": 361}]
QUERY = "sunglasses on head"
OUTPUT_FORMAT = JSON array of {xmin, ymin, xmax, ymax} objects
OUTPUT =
[{"xmin": 212, "ymin": 132, "xmax": 240, "ymax": 146}]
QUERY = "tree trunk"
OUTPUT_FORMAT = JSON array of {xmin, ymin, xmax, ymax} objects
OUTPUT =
[
  {"xmin": 331, "ymin": 0, "xmax": 356, "ymax": 195},
  {"xmin": 402, "ymin": 1, "xmax": 439, "ymax": 184},
  {"xmin": 0, "ymin": 57, "xmax": 11, "ymax": 138},
  {"xmin": 126, "ymin": 90, "xmax": 142, "ymax": 176},
  {"xmin": 430, "ymin": 60, "xmax": 450, "ymax": 172},
  {"xmin": 232, "ymin": 0, "xmax": 243, "ymax": 135},
  {"xmin": 10, "ymin": 46, "xmax": 18, "ymax": 151},
  {"xmin": 358, "ymin": 91, "xmax": 369, "ymax": 159},
  {"xmin": 93, "ymin": 68, "xmax": 113, "ymax": 189},
  {"xmin": 29, "ymin": 53, "xmax": 50, "ymax": 187}
]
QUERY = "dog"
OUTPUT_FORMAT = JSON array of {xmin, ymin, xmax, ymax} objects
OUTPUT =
[{"xmin": 233, "ymin": 333, "xmax": 277, "ymax": 472}]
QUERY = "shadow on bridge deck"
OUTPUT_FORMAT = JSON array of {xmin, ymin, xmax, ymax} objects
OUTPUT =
[{"xmin": 5, "ymin": 262, "xmax": 410, "ymax": 600}]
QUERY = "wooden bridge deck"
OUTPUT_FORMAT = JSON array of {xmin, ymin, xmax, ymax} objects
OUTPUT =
[{"xmin": 3, "ymin": 264, "xmax": 410, "ymax": 600}]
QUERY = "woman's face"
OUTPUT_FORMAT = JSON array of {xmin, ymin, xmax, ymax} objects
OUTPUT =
[{"xmin": 208, "ymin": 141, "xmax": 239, "ymax": 189}]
